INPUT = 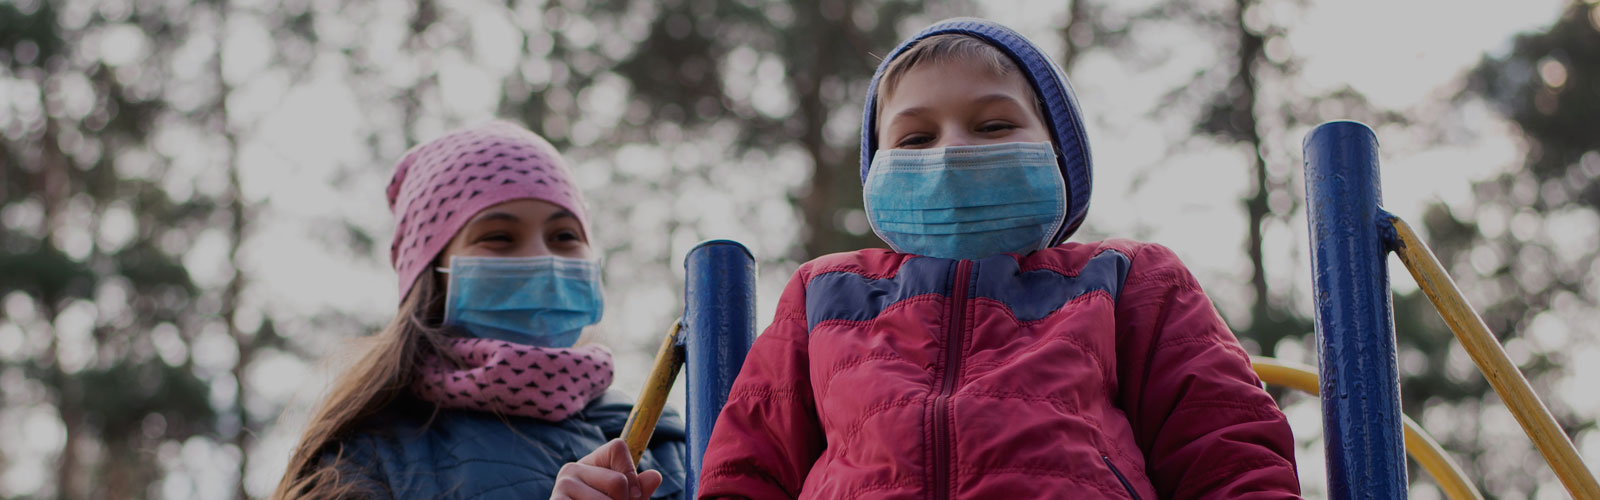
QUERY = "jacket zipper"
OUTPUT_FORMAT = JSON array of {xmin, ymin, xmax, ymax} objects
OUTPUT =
[
  {"xmin": 1103, "ymin": 455, "xmax": 1142, "ymax": 500},
  {"xmin": 932, "ymin": 260, "xmax": 973, "ymax": 500}
]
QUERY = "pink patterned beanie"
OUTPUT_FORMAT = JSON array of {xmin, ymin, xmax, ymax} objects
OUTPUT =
[{"xmin": 386, "ymin": 121, "xmax": 590, "ymax": 299}]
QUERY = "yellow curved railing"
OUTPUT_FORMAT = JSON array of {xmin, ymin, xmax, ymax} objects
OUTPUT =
[
  {"xmin": 1388, "ymin": 216, "xmax": 1600, "ymax": 499},
  {"xmin": 1251, "ymin": 357, "xmax": 1485, "ymax": 500}
]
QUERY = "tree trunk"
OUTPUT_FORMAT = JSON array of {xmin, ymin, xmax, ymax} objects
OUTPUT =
[
  {"xmin": 1232, "ymin": 0, "xmax": 1273, "ymax": 335},
  {"xmin": 795, "ymin": 3, "xmax": 843, "ymax": 260},
  {"xmin": 55, "ymin": 405, "xmax": 82, "ymax": 500},
  {"xmin": 1059, "ymin": 0, "xmax": 1089, "ymax": 70},
  {"xmin": 212, "ymin": 6, "xmax": 254, "ymax": 497}
]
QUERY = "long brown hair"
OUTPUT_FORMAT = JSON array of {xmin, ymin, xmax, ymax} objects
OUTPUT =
[{"xmin": 272, "ymin": 272, "xmax": 453, "ymax": 499}]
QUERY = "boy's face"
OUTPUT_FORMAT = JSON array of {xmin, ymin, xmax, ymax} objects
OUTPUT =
[{"xmin": 877, "ymin": 57, "xmax": 1051, "ymax": 151}]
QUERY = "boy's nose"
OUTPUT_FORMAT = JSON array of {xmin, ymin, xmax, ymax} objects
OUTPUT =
[{"xmin": 939, "ymin": 130, "xmax": 978, "ymax": 148}]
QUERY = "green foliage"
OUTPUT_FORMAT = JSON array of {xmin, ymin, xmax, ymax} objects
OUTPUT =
[
  {"xmin": 1457, "ymin": 0, "xmax": 1600, "ymax": 366},
  {"xmin": 611, "ymin": 4, "xmax": 735, "ymax": 129},
  {"xmin": 1408, "ymin": 2, "xmax": 1600, "ymax": 496},
  {"xmin": 77, "ymin": 361, "xmax": 216, "ymax": 438},
  {"xmin": 507, "ymin": 0, "xmax": 933, "ymax": 258},
  {"xmin": 0, "ymin": 0, "xmax": 242, "ymax": 496},
  {"xmin": 1472, "ymin": 4, "xmax": 1600, "ymax": 194},
  {"xmin": 0, "ymin": 243, "xmax": 96, "ymax": 307},
  {"xmin": 0, "ymin": 2, "xmax": 64, "ymax": 70}
]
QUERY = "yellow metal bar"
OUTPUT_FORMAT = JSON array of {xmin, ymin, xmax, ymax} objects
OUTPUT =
[
  {"xmin": 1388, "ymin": 215, "xmax": 1600, "ymax": 499},
  {"xmin": 1251, "ymin": 357, "xmax": 1485, "ymax": 500},
  {"xmin": 622, "ymin": 320, "xmax": 686, "ymax": 464}
]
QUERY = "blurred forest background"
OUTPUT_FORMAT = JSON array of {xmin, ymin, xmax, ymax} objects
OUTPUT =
[{"xmin": 2, "ymin": 0, "xmax": 1598, "ymax": 498}]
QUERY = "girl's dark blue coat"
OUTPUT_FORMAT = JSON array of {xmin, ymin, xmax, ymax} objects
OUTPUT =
[{"xmin": 323, "ymin": 391, "xmax": 687, "ymax": 499}]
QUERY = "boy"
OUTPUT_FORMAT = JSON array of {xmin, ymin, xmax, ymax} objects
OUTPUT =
[{"xmin": 697, "ymin": 18, "xmax": 1300, "ymax": 499}]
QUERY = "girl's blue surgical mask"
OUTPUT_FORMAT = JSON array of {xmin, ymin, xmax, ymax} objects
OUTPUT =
[
  {"xmin": 863, "ymin": 141, "xmax": 1067, "ymax": 260},
  {"xmin": 438, "ymin": 255, "xmax": 603, "ymax": 348}
]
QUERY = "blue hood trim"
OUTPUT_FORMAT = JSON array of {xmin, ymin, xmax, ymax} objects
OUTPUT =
[{"xmin": 860, "ymin": 17, "xmax": 1093, "ymax": 245}]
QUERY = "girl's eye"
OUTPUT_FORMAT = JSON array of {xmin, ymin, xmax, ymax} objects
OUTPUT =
[
  {"xmin": 477, "ymin": 232, "xmax": 514, "ymax": 243},
  {"xmin": 551, "ymin": 230, "xmax": 582, "ymax": 243}
]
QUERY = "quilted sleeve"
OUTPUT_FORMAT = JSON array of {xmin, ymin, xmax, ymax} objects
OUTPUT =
[
  {"xmin": 305, "ymin": 438, "xmax": 395, "ymax": 500},
  {"xmin": 642, "ymin": 412, "xmax": 689, "ymax": 500},
  {"xmin": 1114, "ymin": 243, "xmax": 1302, "ymax": 499},
  {"xmin": 695, "ymin": 269, "xmax": 825, "ymax": 499}
]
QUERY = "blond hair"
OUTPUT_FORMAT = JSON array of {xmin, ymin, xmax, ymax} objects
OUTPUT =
[{"xmin": 875, "ymin": 33, "xmax": 1023, "ymax": 106}]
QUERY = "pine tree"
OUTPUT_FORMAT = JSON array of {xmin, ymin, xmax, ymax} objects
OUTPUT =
[
  {"xmin": 1, "ymin": 2, "xmax": 217, "ymax": 496},
  {"xmin": 1412, "ymin": 2, "xmax": 1600, "ymax": 496}
]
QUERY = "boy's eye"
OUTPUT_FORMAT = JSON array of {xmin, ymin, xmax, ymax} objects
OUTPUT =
[
  {"xmin": 895, "ymin": 134, "xmax": 934, "ymax": 147},
  {"xmin": 977, "ymin": 121, "xmax": 1017, "ymax": 133}
]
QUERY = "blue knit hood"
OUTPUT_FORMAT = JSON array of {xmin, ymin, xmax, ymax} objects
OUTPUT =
[{"xmin": 860, "ymin": 17, "xmax": 1093, "ymax": 245}]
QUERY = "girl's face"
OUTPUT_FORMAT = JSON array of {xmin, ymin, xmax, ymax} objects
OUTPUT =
[
  {"xmin": 877, "ymin": 57, "xmax": 1051, "ymax": 151},
  {"xmin": 437, "ymin": 199, "xmax": 592, "ymax": 264}
]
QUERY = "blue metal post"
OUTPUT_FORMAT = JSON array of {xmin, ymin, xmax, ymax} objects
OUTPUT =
[
  {"xmin": 1303, "ymin": 120, "xmax": 1407, "ymax": 498},
  {"xmin": 681, "ymin": 240, "xmax": 757, "ymax": 497}
]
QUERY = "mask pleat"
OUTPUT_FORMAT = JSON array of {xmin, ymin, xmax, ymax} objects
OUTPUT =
[
  {"xmin": 442, "ymin": 255, "xmax": 604, "ymax": 347},
  {"xmin": 864, "ymin": 141, "xmax": 1067, "ymax": 260}
]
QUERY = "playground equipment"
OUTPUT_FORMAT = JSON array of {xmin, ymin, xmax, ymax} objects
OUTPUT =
[
  {"xmin": 621, "ymin": 121, "xmax": 1599, "ymax": 498},
  {"xmin": 1284, "ymin": 121, "xmax": 1597, "ymax": 499},
  {"xmin": 1251, "ymin": 357, "xmax": 1484, "ymax": 500},
  {"xmin": 621, "ymin": 240, "xmax": 757, "ymax": 495}
]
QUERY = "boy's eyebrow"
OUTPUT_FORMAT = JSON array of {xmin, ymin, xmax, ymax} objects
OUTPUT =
[
  {"xmin": 889, "ymin": 106, "xmax": 933, "ymax": 121},
  {"xmin": 888, "ymin": 93, "xmax": 1030, "ymax": 122},
  {"xmin": 971, "ymin": 93, "xmax": 1028, "ymax": 109}
]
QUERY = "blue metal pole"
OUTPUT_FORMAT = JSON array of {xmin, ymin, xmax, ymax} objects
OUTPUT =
[
  {"xmin": 1303, "ymin": 120, "xmax": 1407, "ymax": 498},
  {"xmin": 681, "ymin": 240, "xmax": 757, "ymax": 497}
]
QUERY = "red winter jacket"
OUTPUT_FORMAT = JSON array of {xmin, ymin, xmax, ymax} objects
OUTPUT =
[{"xmin": 697, "ymin": 240, "xmax": 1300, "ymax": 499}]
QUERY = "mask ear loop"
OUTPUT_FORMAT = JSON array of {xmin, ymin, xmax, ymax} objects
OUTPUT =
[
  {"xmin": 439, "ymin": 255, "xmax": 462, "ymax": 327},
  {"xmin": 436, "ymin": 253, "xmax": 460, "ymax": 274},
  {"xmin": 1044, "ymin": 149, "xmax": 1070, "ymax": 250}
]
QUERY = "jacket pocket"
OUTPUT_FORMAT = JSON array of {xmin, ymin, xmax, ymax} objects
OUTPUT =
[{"xmin": 1102, "ymin": 455, "xmax": 1142, "ymax": 500}]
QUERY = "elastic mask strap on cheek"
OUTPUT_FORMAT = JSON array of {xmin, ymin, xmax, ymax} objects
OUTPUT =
[
  {"xmin": 433, "ymin": 255, "xmax": 454, "ymax": 275},
  {"xmin": 438, "ymin": 254, "xmax": 469, "ymax": 275},
  {"xmin": 441, "ymin": 264, "xmax": 462, "ymax": 326}
]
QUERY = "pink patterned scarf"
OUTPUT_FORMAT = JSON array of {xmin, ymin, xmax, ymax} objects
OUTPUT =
[{"xmin": 412, "ymin": 338, "xmax": 614, "ymax": 421}]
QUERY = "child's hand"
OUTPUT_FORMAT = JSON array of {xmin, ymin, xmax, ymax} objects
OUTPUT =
[{"xmin": 551, "ymin": 438, "xmax": 663, "ymax": 500}]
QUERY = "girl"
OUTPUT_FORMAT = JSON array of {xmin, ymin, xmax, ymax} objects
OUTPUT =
[{"xmin": 274, "ymin": 121, "xmax": 685, "ymax": 500}]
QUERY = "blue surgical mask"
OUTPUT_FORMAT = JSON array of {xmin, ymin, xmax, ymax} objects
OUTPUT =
[
  {"xmin": 438, "ymin": 255, "xmax": 604, "ymax": 348},
  {"xmin": 863, "ymin": 141, "xmax": 1067, "ymax": 260}
]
